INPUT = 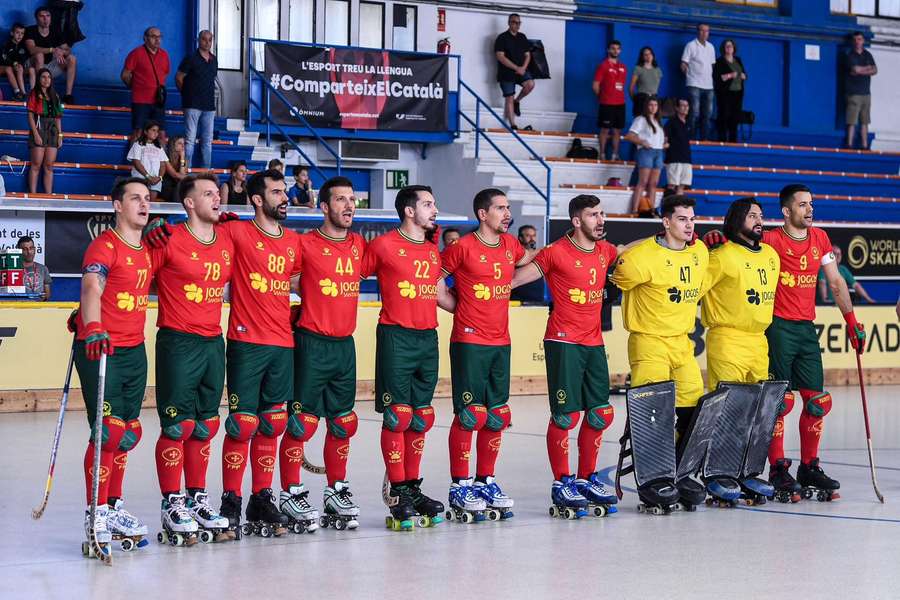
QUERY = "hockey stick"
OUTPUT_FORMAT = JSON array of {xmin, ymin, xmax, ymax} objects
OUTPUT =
[
  {"xmin": 32, "ymin": 338, "xmax": 77, "ymax": 520},
  {"xmin": 89, "ymin": 354, "xmax": 112, "ymax": 565},
  {"xmin": 302, "ymin": 454, "xmax": 326, "ymax": 475},
  {"xmin": 856, "ymin": 352, "xmax": 884, "ymax": 503}
]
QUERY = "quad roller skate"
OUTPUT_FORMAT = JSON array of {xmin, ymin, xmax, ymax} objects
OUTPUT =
[
  {"xmin": 321, "ymin": 480, "xmax": 360, "ymax": 530},
  {"xmin": 407, "ymin": 478, "xmax": 444, "ymax": 527},
  {"xmin": 446, "ymin": 478, "xmax": 486, "ymax": 524},
  {"xmin": 549, "ymin": 475, "xmax": 589, "ymax": 520},
  {"xmin": 675, "ymin": 476, "xmax": 706, "ymax": 512},
  {"xmin": 636, "ymin": 479, "xmax": 680, "ymax": 515},
  {"xmin": 187, "ymin": 490, "xmax": 233, "ymax": 542},
  {"xmin": 474, "ymin": 476, "xmax": 514, "ymax": 521},
  {"xmin": 384, "ymin": 482, "xmax": 418, "ymax": 531},
  {"xmin": 219, "ymin": 491, "xmax": 244, "ymax": 540},
  {"xmin": 739, "ymin": 477, "xmax": 774, "ymax": 506},
  {"xmin": 107, "ymin": 498, "xmax": 150, "ymax": 552},
  {"xmin": 575, "ymin": 472, "xmax": 619, "ymax": 517},
  {"xmin": 242, "ymin": 488, "xmax": 289, "ymax": 538},
  {"xmin": 158, "ymin": 493, "xmax": 199, "ymax": 547},
  {"xmin": 279, "ymin": 484, "xmax": 319, "ymax": 534},
  {"xmin": 81, "ymin": 503, "xmax": 112, "ymax": 558},
  {"xmin": 704, "ymin": 477, "xmax": 742, "ymax": 508},
  {"xmin": 769, "ymin": 458, "xmax": 802, "ymax": 503},
  {"xmin": 797, "ymin": 458, "xmax": 841, "ymax": 502}
]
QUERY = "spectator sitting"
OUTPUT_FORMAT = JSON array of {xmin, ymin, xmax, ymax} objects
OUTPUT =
[
  {"xmin": 1, "ymin": 23, "xmax": 33, "ymax": 101},
  {"xmin": 593, "ymin": 40, "xmax": 627, "ymax": 161},
  {"xmin": 127, "ymin": 120, "xmax": 168, "ymax": 201},
  {"xmin": 122, "ymin": 26, "xmax": 170, "ymax": 145},
  {"xmin": 625, "ymin": 96, "xmax": 665, "ymax": 217},
  {"xmin": 17, "ymin": 235, "xmax": 51, "ymax": 301},
  {"xmin": 27, "ymin": 67, "xmax": 63, "ymax": 194},
  {"xmin": 221, "ymin": 160, "xmax": 248, "ymax": 205},
  {"xmin": 160, "ymin": 135, "xmax": 187, "ymax": 202},
  {"xmin": 268, "ymin": 158, "xmax": 284, "ymax": 174},
  {"xmin": 494, "ymin": 13, "xmax": 534, "ymax": 130},
  {"xmin": 176, "ymin": 30, "xmax": 217, "ymax": 169},
  {"xmin": 817, "ymin": 245, "xmax": 874, "ymax": 304},
  {"xmin": 511, "ymin": 224, "xmax": 544, "ymax": 303},
  {"xmin": 288, "ymin": 165, "xmax": 315, "ymax": 207},
  {"xmin": 713, "ymin": 39, "xmax": 747, "ymax": 143},
  {"xmin": 630, "ymin": 46, "xmax": 662, "ymax": 117},
  {"xmin": 24, "ymin": 6, "xmax": 77, "ymax": 104},
  {"xmin": 681, "ymin": 23, "xmax": 715, "ymax": 140},
  {"xmin": 664, "ymin": 98, "xmax": 693, "ymax": 196},
  {"xmin": 844, "ymin": 31, "xmax": 877, "ymax": 150},
  {"xmin": 441, "ymin": 226, "xmax": 460, "ymax": 249}
]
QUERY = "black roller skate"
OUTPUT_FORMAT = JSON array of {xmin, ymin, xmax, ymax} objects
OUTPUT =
[
  {"xmin": 219, "ymin": 491, "xmax": 244, "ymax": 540},
  {"xmin": 797, "ymin": 458, "xmax": 841, "ymax": 502},
  {"xmin": 408, "ymin": 478, "xmax": 445, "ymax": 527},
  {"xmin": 385, "ymin": 483, "xmax": 418, "ymax": 531},
  {"xmin": 243, "ymin": 488, "xmax": 289, "ymax": 538},
  {"xmin": 739, "ymin": 477, "xmax": 774, "ymax": 506},
  {"xmin": 704, "ymin": 477, "xmax": 742, "ymax": 508},
  {"xmin": 637, "ymin": 479, "xmax": 680, "ymax": 515},
  {"xmin": 769, "ymin": 458, "xmax": 801, "ymax": 503},
  {"xmin": 675, "ymin": 476, "xmax": 706, "ymax": 512}
]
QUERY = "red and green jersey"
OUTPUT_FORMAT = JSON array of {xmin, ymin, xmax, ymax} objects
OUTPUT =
[
  {"xmin": 762, "ymin": 226, "xmax": 834, "ymax": 322},
  {"xmin": 441, "ymin": 231, "xmax": 525, "ymax": 346},
  {"xmin": 152, "ymin": 223, "xmax": 234, "ymax": 337},
  {"xmin": 77, "ymin": 229, "xmax": 152, "ymax": 347},
  {"xmin": 533, "ymin": 234, "xmax": 617, "ymax": 346},
  {"xmin": 361, "ymin": 229, "xmax": 441, "ymax": 330},
  {"xmin": 224, "ymin": 220, "xmax": 301, "ymax": 348},
  {"xmin": 295, "ymin": 229, "xmax": 367, "ymax": 338}
]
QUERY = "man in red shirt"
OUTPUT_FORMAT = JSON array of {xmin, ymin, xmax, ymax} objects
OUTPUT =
[
  {"xmin": 441, "ymin": 188, "xmax": 533, "ymax": 522},
  {"xmin": 73, "ymin": 177, "xmax": 153, "ymax": 553},
  {"xmin": 280, "ymin": 176, "xmax": 367, "ymax": 531},
  {"xmin": 151, "ymin": 173, "xmax": 233, "ymax": 544},
  {"xmin": 511, "ymin": 194, "xmax": 619, "ymax": 519},
  {"xmin": 121, "ymin": 26, "xmax": 170, "ymax": 145},
  {"xmin": 763, "ymin": 184, "xmax": 865, "ymax": 500},
  {"xmin": 593, "ymin": 40, "xmax": 627, "ymax": 161},
  {"xmin": 360, "ymin": 185, "xmax": 456, "ymax": 529}
]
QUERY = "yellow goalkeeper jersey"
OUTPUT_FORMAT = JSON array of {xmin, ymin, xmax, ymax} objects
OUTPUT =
[{"xmin": 701, "ymin": 240, "xmax": 780, "ymax": 333}]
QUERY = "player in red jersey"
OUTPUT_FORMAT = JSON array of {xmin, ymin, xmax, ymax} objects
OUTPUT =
[
  {"xmin": 280, "ymin": 176, "xmax": 366, "ymax": 531},
  {"xmin": 441, "ymin": 188, "xmax": 534, "ymax": 522},
  {"xmin": 73, "ymin": 177, "xmax": 153, "ymax": 550},
  {"xmin": 512, "ymin": 194, "xmax": 619, "ymax": 519},
  {"xmin": 360, "ymin": 185, "xmax": 457, "ymax": 529},
  {"xmin": 762, "ymin": 184, "xmax": 864, "ymax": 500},
  {"xmin": 150, "ymin": 173, "xmax": 234, "ymax": 544}
]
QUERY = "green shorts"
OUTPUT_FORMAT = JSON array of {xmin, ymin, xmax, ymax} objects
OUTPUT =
[
  {"xmin": 75, "ymin": 342, "xmax": 147, "ymax": 427},
  {"xmin": 544, "ymin": 340, "xmax": 610, "ymax": 415},
  {"xmin": 293, "ymin": 328, "xmax": 356, "ymax": 419},
  {"xmin": 765, "ymin": 316, "xmax": 824, "ymax": 392},
  {"xmin": 156, "ymin": 328, "xmax": 225, "ymax": 428},
  {"xmin": 375, "ymin": 324, "xmax": 439, "ymax": 413},
  {"xmin": 225, "ymin": 340, "xmax": 293, "ymax": 415},
  {"xmin": 449, "ymin": 342, "xmax": 511, "ymax": 415}
]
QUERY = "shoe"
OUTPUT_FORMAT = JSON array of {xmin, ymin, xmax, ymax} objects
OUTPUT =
[
  {"xmin": 107, "ymin": 498, "xmax": 148, "ymax": 537},
  {"xmin": 84, "ymin": 503, "xmax": 113, "ymax": 544},
  {"xmin": 473, "ymin": 476, "xmax": 514, "ymax": 508},
  {"xmin": 62, "ymin": 94, "xmax": 75, "ymax": 105},
  {"xmin": 514, "ymin": 100, "xmax": 521, "ymax": 117},
  {"xmin": 13, "ymin": 90, "xmax": 24, "ymax": 101}
]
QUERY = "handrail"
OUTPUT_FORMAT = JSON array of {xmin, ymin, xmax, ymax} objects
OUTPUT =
[{"xmin": 248, "ymin": 66, "xmax": 341, "ymax": 178}]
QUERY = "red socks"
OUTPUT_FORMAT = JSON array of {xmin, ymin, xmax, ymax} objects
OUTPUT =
[
  {"xmin": 83, "ymin": 442, "xmax": 113, "ymax": 505},
  {"xmin": 768, "ymin": 416, "xmax": 786, "ymax": 465},
  {"xmin": 404, "ymin": 429, "xmax": 426, "ymax": 481},
  {"xmin": 183, "ymin": 438, "xmax": 210, "ymax": 490},
  {"xmin": 381, "ymin": 429, "xmax": 405, "ymax": 483},
  {"xmin": 546, "ymin": 421, "xmax": 570, "ymax": 480},
  {"xmin": 155, "ymin": 437, "xmax": 184, "ymax": 495},
  {"xmin": 577, "ymin": 422, "xmax": 604, "ymax": 480},
  {"xmin": 107, "ymin": 450, "xmax": 128, "ymax": 500},
  {"xmin": 250, "ymin": 434, "xmax": 278, "ymax": 494},
  {"xmin": 278, "ymin": 435, "xmax": 305, "ymax": 491},
  {"xmin": 475, "ymin": 429, "xmax": 502, "ymax": 478},
  {"xmin": 448, "ymin": 420, "xmax": 474, "ymax": 480},
  {"xmin": 324, "ymin": 433, "xmax": 350, "ymax": 487},
  {"xmin": 221, "ymin": 437, "xmax": 249, "ymax": 495}
]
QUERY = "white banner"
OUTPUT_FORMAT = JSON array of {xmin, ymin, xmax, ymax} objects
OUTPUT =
[{"xmin": 0, "ymin": 210, "xmax": 47, "ymax": 264}]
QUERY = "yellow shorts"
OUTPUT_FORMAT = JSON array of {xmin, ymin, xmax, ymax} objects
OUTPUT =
[
  {"xmin": 706, "ymin": 327, "xmax": 769, "ymax": 391},
  {"xmin": 627, "ymin": 333, "xmax": 703, "ymax": 408}
]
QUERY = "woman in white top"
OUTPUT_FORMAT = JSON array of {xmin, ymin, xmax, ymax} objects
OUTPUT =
[
  {"xmin": 624, "ymin": 96, "xmax": 666, "ymax": 216},
  {"xmin": 127, "ymin": 119, "xmax": 168, "ymax": 201}
]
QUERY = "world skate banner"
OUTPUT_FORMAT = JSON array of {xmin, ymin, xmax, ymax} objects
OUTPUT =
[{"xmin": 263, "ymin": 42, "xmax": 449, "ymax": 131}]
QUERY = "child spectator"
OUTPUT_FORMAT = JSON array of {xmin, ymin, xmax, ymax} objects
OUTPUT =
[
  {"xmin": 27, "ymin": 67, "xmax": 63, "ymax": 194},
  {"xmin": 24, "ymin": 6, "xmax": 77, "ymax": 104},
  {"xmin": 220, "ymin": 160, "xmax": 248, "ymax": 205},
  {"xmin": 1, "ymin": 23, "xmax": 32, "ymax": 100},
  {"xmin": 288, "ymin": 165, "xmax": 315, "ymax": 207},
  {"xmin": 127, "ymin": 120, "xmax": 168, "ymax": 201},
  {"xmin": 267, "ymin": 158, "xmax": 284, "ymax": 173},
  {"xmin": 160, "ymin": 135, "xmax": 187, "ymax": 201}
]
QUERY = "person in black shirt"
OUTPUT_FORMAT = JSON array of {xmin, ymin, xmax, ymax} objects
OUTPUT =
[
  {"xmin": 663, "ymin": 98, "xmax": 692, "ymax": 196},
  {"xmin": 844, "ymin": 31, "xmax": 877, "ymax": 150},
  {"xmin": 511, "ymin": 224, "xmax": 545, "ymax": 303},
  {"xmin": 24, "ymin": 6, "xmax": 77, "ymax": 104},
  {"xmin": 1, "ymin": 23, "xmax": 31, "ymax": 100},
  {"xmin": 493, "ymin": 13, "xmax": 534, "ymax": 130},
  {"xmin": 288, "ymin": 165, "xmax": 315, "ymax": 208},
  {"xmin": 176, "ymin": 30, "xmax": 218, "ymax": 169}
]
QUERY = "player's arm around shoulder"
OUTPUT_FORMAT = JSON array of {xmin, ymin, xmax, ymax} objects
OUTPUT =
[
  {"xmin": 609, "ymin": 238, "xmax": 651, "ymax": 290},
  {"xmin": 513, "ymin": 243, "xmax": 548, "ymax": 288}
]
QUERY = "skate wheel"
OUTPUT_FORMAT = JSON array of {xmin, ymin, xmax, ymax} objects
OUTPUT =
[
  {"xmin": 174, "ymin": 533, "xmax": 184, "ymax": 546},
  {"xmin": 445, "ymin": 510, "xmax": 454, "ymax": 522},
  {"xmin": 347, "ymin": 519, "xmax": 359, "ymax": 530},
  {"xmin": 431, "ymin": 515, "xmax": 444, "ymax": 525},
  {"xmin": 291, "ymin": 523, "xmax": 303, "ymax": 534},
  {"xmin": 486, "ymin": 509, "xmax": 500, "ymax": 521},
  {"xmin": 385, "ymin": 516, "xmax": 393, "ymax": 529},
  {"xmin": 121, "ymin": 538, "xmax": 134, "ymax": 552},
  {"xmin": 334, "ymin": 518, "xmax": 346, "ymax": 531},
  {"xmin": 461, "ymin": 511, "xmax": 474, "ymax": 524},
  {"xmin": 199, "ymin": 530, "xmax": 214, "ymax": 544},
  {"xmin": 82, "ymin": 541, "xmax": 89, "ymax": 556},
  {"xmin": 802, "ymin": 488, "xmax": 813, "ymax": 500},
  {"xmin": 704, "ymin": 498, "xmax": 713, "ymax": 506},
  {"xmin": 318, "ymin": 516, "xmax": 329, "ymax": 529},
  {"xmin": 415, "ymin": 516, "xmax": 429, "ymax": 528},
  {"xmin": 564, "ymin": 507, "xmax": 577, "ymax": 520},
  {"xmin": 830, "ymin": 492, "xmax": 840, "ymax": 501},
  {"xmin": 593, "ymin": 505, "xmax": 607, "ymax": 518},
  {"xmin": 650, "ymin": 506, "xmax": 664, "ymax": 515},
  {"xmin": 241, "ymin": 523, "xmax": 252, "ymax": 536},
  {"xmin": 817, "ymin": 491, "xmax": 826, "ymax": 502},
  {"xmin": 157, "ymin": 532, "xmax": 165, "ymax": 544},
  {"xmin": 260, "ymin": 525, "xmax": 271, "ymax": 538},
  {"xmin": 637, "ymin": 504, "xmax": 646, "ymax": 514},
  {"xmin": 549, "ymin": 506, "xmax": 559, "ymax": 518}
]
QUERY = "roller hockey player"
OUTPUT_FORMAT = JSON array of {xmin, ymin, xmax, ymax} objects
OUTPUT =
[
  {"xmin": 441, "ymin": 189, "xmax": 535, "ymax": 523},
  {"xmin": 511, "ymin": 195, "xmax": 618, "ymax": 519},
  {"xmin": 361, "ymin": 185, "xmax": 455, "ymax": 531},
  {"xmin": 281, "ymin": 176, "xmax": 366, "ymax": 531}
]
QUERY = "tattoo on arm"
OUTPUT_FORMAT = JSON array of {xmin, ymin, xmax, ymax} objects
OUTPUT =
[{"xmin": 83, "ymin": 263, "xmax": 109, "ymax": 292}]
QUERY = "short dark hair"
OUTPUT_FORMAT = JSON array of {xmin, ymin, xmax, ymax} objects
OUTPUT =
[
  {"xmin": 111, "ymin": 177, "xmax": 150, "ymax": 203},
  {"xmin": 723, "ymin": 196, "xmax": 761, "ymax": 240},
  {"xmin": 177, "ymin": 172, "xmax": 220, "ymax": 205},
  {"xmin": 442, "ymin": 227, "xmax": 460, "ymax": 242},
  {"xmin": 34, "ymin": 6, "xmax": 50, "ymax": 19},
  {"xmin": 267, "ymin": 158, "xmax": 284, "ymax": 169},
  {"xmin": 568, "ymin": 194, "xmax": 601, "ymax": 219},
  {"xmin": 11, "ymin": 23, "xmax": 25, "ymax": 31},
  {"xmin": 517, "ymin": 224, "xmax": 536, "ymax": 236},
  {"xmin": 852, "ymin": 31, "xmax": 865, "ymax": 39},
  {"xmin": 508, "ymin": 13, "xmax": 520, "ymax": 21},
  {"xmin": 779, "ymin": 183, "xmax": 811, "ymax": 208},
  {"xmin": 697, "ymin": 22, "xmax": 709, "ymax": 30},
  {"xmin": 394, "ymin": 185, "xmax": 433, "ymax": 221},
  {"xmin": 319, "ymin": 176, "xmax": 354, "ymax": 206},
  {"xmin": 247, "ymin": 168, "xmax": 285, "ymax": 204},
  {"xmin": 660, "ymin": 194, "xmax": 696, "ymax": 219},
  {"xmin": 16, "ymin": 235, "xmax": 34, "ymax": 248},
  {"xmin": 608, "ymin": 39, "xmax": 621, "ymax": 49},
  {"xmin": 473, "ymin": 188, "xmax": 506, "ymax": 219},
  {"xmin": 720, "ymin": 38, "xmax": 738, "ymax": 55},
  {"xmin": 292, "ymin": 165, "xmax": 308, "ymax": 177}
]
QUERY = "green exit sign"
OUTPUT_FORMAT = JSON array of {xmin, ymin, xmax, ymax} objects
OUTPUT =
[{"xmin": 386, "ymin": 170, "xmax": 409, "ymax": 189}]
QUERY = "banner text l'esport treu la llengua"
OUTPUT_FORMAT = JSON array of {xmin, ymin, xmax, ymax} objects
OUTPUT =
[{"xmin": 269, "ymin": 71, "xmax": 445, "ymax": 100}]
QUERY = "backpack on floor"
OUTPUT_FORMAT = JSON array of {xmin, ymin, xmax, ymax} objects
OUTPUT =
[{"xmin": 566, "ymin": 138, "xmax": 599, "ymax": 160}]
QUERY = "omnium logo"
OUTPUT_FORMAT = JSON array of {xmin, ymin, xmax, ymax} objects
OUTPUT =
[
  {"xmin": 0, "ymin": 327, "xmax": 16, "ymax": 347},
  {"xmin": 87, "ymin": 214, "xmax": 116, "ymax": 240}
]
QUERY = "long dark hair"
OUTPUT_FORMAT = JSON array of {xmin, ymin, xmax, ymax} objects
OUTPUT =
[
  {"xmin": 30, "ymin": 67, "xmax": 61, "ymax": 114},
  {"xmin": 723, "ymin": 196, "xmax": 761, "ymax": 241},
  {"xmin": 635, "ymin": 46, "xmax": 657, "ymax": 67},
  {"xmin": 641, "ymin": 95, "xmax": 660, "ymax": 134},
  {"xmin": 137, "ymin": 120, "xmax": 162, "ymax": 148},
  {"xmin": 720, "ymin": 38, "xmax": 738, "ymax": 57}
]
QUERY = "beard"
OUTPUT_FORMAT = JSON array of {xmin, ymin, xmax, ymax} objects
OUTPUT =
[
  {"xmin": 742, "ymin": 225, "xmax": 762, "ymax": 242},
  {"xmin": 262, "ymin": 202, "xmax": 286, "ymax": 221}
]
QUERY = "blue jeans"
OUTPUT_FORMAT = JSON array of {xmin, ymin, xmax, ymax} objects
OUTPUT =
[
  {"xmin": 184, "ymin": 108, "xmax": 215, "ymax": 169},
  {"xmin": 687, "ymin": 87, "xmax": 714, "ymax": 141}
]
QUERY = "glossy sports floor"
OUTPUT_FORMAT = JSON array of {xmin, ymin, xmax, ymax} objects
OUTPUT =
[{"xmin": 3, "ymin": 386, "xmax": 899, "ymax": 600}]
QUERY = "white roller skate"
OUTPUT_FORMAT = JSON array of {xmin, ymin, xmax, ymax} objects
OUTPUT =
[
  {"xmin": 158, "ymin": 493, "xmax": 199, "ymax": 547},
  {"xmin": 321, "ymin": 481, "xmax": 359, "ymax": 531},
  {"xmin": 187, "ymin": 491, "xmax": 232, "ymax": 543},
  {"xmin": 280, "ymin": 484, "xmax": 319, "ymax": 534},
  {"xmin": 82, "ymin": 503, "xmax": 112, "ymax": 558},
  {"xmin": 446, "ymin": 478, "xmax": 486, "ymax": 524},
  {"xmin": 108, "ymin": 498, "xmax": 150, "ymax": 551},
  {"xmin": 474, "ymin": 476, "xmax": 514, "ymax": 521}
]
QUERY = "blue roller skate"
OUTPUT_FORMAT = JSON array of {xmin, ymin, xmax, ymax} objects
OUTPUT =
[
  {"xmin": 575, "ymin": 472, "xmax": 619, "ymax": 517},
  {"xmin": 550, "ymin": 475, "xmax": 589, "ymax": 520}
]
